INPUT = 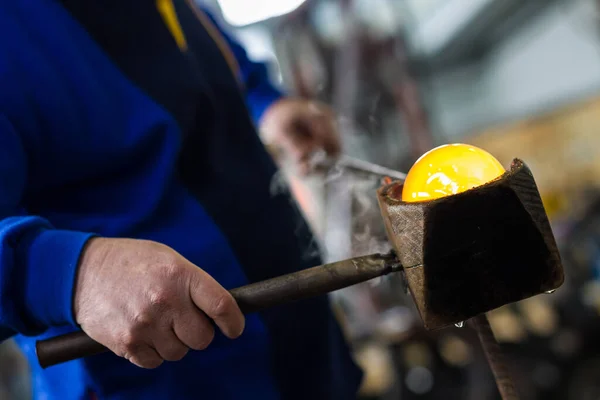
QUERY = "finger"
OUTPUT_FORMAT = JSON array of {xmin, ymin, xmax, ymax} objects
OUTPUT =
[
  {"xmin": 289, "ymin": 118, "xmax": 314, "ymax": 141},
  {"xmin": 125, "ymin": 345, "xmax": 164, "ymax": 369},
  {"xmin": 188, "ymin": 269, "xmax": 245, "ymax": 339},
  {"xmin": 306, "ymin": 114, "xmax": 341, "ymax": 157},
  {"xmin": 320, "ymin": 122, "xmax": 341, "ymax": 157},
  {"xmin": 282, "ymin": 123, "xmax": 319, "ymax": 162},
  {"xmin": 173, "ymin": 309, "xmax": 215, "ymax": 351},
  {"xmin": 151, "ymin": 329, "xmax": 190, "ymax": 362}
]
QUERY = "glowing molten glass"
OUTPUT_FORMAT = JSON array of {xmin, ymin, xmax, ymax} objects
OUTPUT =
[{"xmin": 402, "ymin": 144, "xmax": 506, "ymax": 203}]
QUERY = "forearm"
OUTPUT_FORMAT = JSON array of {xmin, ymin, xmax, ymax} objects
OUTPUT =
[
  {"xmin": 0, "ymin": 215, "xmax": 94, "ymax": 340},
  {"xmin": 0, "ymin": 115, "xmax": 94, "ymax": 340}
]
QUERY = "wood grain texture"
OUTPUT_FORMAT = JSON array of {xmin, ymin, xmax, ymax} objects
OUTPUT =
[{"xmin": 377, "ymin": 159, "xmax": 564, "ymax": 330}]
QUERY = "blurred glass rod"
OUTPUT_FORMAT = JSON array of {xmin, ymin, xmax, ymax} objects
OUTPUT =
[
  {"xmin": 265, "ymin": 144, "xmax": 406, "ymax": 181},
  {"xmin": 313, "ymin": 152, "xmax": 407, "ymax": 181}
]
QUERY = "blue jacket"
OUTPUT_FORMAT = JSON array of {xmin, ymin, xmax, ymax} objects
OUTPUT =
[{"xmin": 0, "ymin": 1, "xmax": 362, "ymax": 399}]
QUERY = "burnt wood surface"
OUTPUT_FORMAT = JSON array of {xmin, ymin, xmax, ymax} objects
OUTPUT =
[{"xmin": 377, "ymin": 159, "xmax": 564, "ymax": 330}]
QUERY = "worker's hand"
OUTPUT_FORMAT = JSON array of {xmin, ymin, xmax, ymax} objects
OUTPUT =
[
  {"xmin": 73, "ymin": 238, "xmax": 244, "ymax": 369},
  {"xmin": 260, "ymin": 98, "xmax": 341, "ymax": 176}
]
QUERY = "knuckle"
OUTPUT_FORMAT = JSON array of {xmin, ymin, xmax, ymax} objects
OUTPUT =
[
  {"xmin": 161, "ymin": 260, "xmax": 181, "ymax": 279},
  {"xmin": 115, "ymin": 347, "xmax": 128, "ymax": 359},
  {"xmin": 119, "ymin": 331, "xmax": 136, "ymax": 347},
  {"xmin": 195, "ymin": 327, "xmax": 215, "ymax": 351},
  {"xmin": 148, "ymin": 289, "xmax": 171, "ymax": 311},
  {"xmin": 131, "ymin": 311, "xmax": 154, "ymax": 330},
  {"xmin": 210, "ymin": 293, "xmax": 235, "ymax": 318},
  {"xmin": 119, "ymin": 333, "xmax": 141, "ymax": 355}
]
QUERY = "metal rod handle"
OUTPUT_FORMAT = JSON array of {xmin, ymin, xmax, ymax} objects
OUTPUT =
[
  {"xmin": 470, "ymin": 314, "xmax": 520, "ymax": 400},
  {"xmin": 36, "ymin": 252, "xmax": 400, "ymax": 368}
]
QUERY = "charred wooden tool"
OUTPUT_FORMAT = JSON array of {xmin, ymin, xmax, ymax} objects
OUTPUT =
[
  {"xmin": 378, "ymin": 158, "xmax": 563, "ymax": 399},
  {"xmin": 377, "ymin": 158, "xmax": 563, "ymax": 331},
  {"xmin": 35, "ymin": 158, "xmax": 563, "ymax": 400}
]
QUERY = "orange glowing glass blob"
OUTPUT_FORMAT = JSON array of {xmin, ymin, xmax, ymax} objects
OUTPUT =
[{"xmin": 401, "ymin": 143, "xmax": 506, "ymax": 203}]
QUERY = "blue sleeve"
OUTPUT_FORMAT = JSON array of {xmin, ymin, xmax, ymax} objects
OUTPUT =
[
  {"xmin": 201, "ymin": 9, "xmax": 284, "ymax": 124},
  {"xmin": 0, "ymin": 115, "xmax": 94, "ymax": 341}
]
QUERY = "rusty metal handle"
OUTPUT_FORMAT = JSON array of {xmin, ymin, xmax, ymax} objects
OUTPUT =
[
  {"xmin": 470, "ymin": 314, "xmax": 520, "ymax": 400},
  {"xmin": 36, "ymin": 252, "xmax": 400, "ymax": 368}
]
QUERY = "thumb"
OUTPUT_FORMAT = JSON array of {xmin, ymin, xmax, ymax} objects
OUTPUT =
[{"xmin": 187, "ymin": 267, "xmax": 245, "ymax": 339}]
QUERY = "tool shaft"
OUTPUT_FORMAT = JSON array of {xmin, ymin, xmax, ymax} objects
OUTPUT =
[
  {"xmin": 36, "ymin": 252, "xmax": 400, "ymax": 368},
  {"xmin": 471, "ymin": 314, "xmax": 520, "ymax": 400},
  {"xmin": 336, "ymin": 155, "xmax": 407, "ymax": 181}
]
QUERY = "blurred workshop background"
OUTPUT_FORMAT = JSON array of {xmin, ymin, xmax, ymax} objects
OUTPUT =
[{"xmin": 4, "ymin": 0, "xmax": 600, "ymax": 398}]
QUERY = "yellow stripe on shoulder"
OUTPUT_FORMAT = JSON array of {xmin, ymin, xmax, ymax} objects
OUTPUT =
[{"xmin": 156, "ymin": 0, "xmax": 188, "ymax": 52}]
